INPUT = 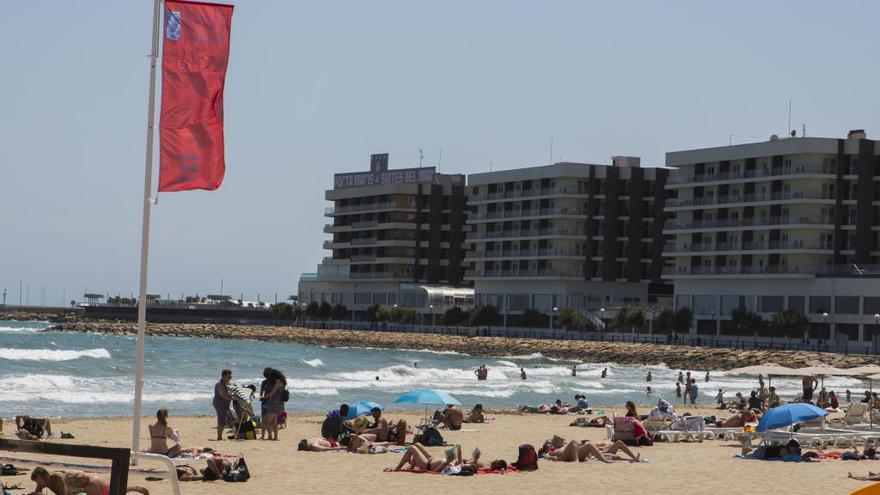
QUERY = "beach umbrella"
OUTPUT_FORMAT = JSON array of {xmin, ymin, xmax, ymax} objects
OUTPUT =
[
  {"xmin": 848, "ymin": 365, "xmax": 880, "ymax": 376},
  {"xmin": 394, "ymin": 389, "xmax": 462, "ymax": 425},
  {"xmin": 756, "ymin": 403, "xmax": 828, "ymax": 432},
  {"xmin": 344, "ymin": 401, "xmax": 384, "ymax": 420},
  {"xmin": 227, "ymin": 384, "xmax": 255, "ymax": 417}
]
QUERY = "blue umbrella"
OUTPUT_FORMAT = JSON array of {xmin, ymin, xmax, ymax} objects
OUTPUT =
[
  {"xmin": 344, "ymin": 401, "xmax": 384, "ymax": 420},
  {"xmin": 757, "ymin": 403, "xmax": 828, "ymax": 432},
  {"xmin": 394, "ymin": 389, "xmax": 462, "ymax": 425},
  {"xmin": 394, "ymin": 389, "xmax": 461, "ymax": 406}
]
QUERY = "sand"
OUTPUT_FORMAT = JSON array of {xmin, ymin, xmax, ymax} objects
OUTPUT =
[{"xmin": 0, "ymin": 405, "xmax": 871, "ymax": 495}]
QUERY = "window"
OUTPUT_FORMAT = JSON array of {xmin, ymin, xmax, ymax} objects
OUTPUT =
[
  {"xmin": 788, "ymin": 296, "xmax": 805, "ymax": 313},
  {"xmin": 864, "ymin": 297, "xmax": 880, "ymax": 315},
  {"xmin": 835, "ymin": 296, "xmax": 859, "ymax": 314},
  {"xmin": 809, "ymin": 296, "xmax": 831, "ymax": 314},
  {"xmin": 759, "ymin": 296, "xmax": 784, "ymax": 313},
  {"xmin": 693, "ymin": 295, "xmax": 717, "ymax": 316}
]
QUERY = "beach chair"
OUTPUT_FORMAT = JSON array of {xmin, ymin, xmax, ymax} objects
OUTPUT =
[
  {"xmin": 643, "ymin": 416, "xmax": 687, "ymax": 442},
  {"xmin": 830, "ymin": 403, "xmax": 869, "ymax": 428},
  {"xmin": 703, "ymin": 427, "xmax": 742, "ymax": 440},
  {"xmin": 669, "ymin": 416, "xmax": 708, "ymax": 441},
  {"xmin": 611, "ymin": 417, "xmax": 637, "ymax": 444}
]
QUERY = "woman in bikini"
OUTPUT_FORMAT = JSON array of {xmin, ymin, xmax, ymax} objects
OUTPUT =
[
  {"xmin": 30, "ymin": 467, "xmax": 149, "ymax": 495},
  {"xmin": 388, "ymin": 442, "xmax": 457, "ymax": 472},
  {"xmin": 149, "ymin": 409, "xmax": 203, "ymax": 458},
  {"xmin": 297, "ymin": 437, "xmax": 348, "ymax": 452},
  {"xmin": 543, "ymin": 440, "xmax": 641, "ymax": 463}
]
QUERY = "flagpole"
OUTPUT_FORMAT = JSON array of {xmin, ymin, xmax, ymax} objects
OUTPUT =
[{"xmin": 132, "ymin": 0, "xmax": 163, "ymax": 457}]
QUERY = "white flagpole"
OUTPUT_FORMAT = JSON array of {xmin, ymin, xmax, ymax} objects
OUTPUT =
[{"xmin": 132, "ymin": 0, "xmax": 162, "ymax": 456}]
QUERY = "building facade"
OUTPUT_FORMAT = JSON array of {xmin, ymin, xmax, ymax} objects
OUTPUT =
[
  {"xmin": 465, "ymin": 157, "xmax": 671, "ymax": 323},
  {"xmin": 665, "ymin": 130, "xmax": 880, "ymax": 344},
  {"xmin": 298, "ymin": 154, "xmax": 471, "ymax": 317}
]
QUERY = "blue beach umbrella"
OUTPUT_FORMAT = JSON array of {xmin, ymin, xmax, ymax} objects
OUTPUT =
[
  {"xmin": 394, "ymin": 389, "xmax": 462, "ymax": 425},
  {"xmin": 756, "ymin": 403, "xmax": 828, "ymax": 432},
  {"xmin": 344, "ymin": 401, "xmax": 384, "ymax": 420},
  {"xmin": 394, "ymin": 389, "xmax": 461, "ymax": 406}
]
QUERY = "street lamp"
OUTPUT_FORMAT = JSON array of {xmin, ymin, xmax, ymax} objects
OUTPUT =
[
  {"xmin": 551, "ymin": 306, "xmax": 559, "ymax": 331},
  {"xmin": 429, "ymin": 304, "xmax": 435, "ymax": 326},
  {"xmin": 301, "ymin": 303, "xmax": 308, "ymax": 323},
  {"xmin": 600, "ymin": 307, "xmax": 606, "ymax": 331},
  {"xmin": 822, "ymin": 312, "xmax": 831, "ymax": 342}
]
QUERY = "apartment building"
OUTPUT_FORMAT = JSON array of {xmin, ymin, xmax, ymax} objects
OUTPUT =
[
  {"xmin": 665, "ymin": 130, "xmax": 880, "ymax": 343},
  {"xmin": 465, "ymin": 157, "xmax": 671, "ymax": 323},
  {"xmin": 298, "ymin": 154, "xmax": 470, "ymax": 315}
]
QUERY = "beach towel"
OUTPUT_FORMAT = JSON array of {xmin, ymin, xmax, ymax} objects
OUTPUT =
[
  {"xmin": 384, "ymin": 466, "xmax": 522, "ymax": 475},
  {"xmin": 733, "ymin": 454, "xmax": 815, "ymax": 462}
]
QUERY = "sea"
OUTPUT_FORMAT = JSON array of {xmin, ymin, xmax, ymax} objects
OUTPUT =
[{"xmin": 0, "ymin": 320, "xmax": 869, "ymax": 418}]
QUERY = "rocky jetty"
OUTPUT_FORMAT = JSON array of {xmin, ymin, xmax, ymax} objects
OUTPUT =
[
  {"xmin": 0, "ymin": 310, "xmax": 80, "ymax": 323},
  {"xmin": 48, "ymin": 320, "xmax": 879, "ymax": 370}
]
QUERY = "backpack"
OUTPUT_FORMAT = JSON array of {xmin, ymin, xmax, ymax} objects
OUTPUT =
[
  {"xmin": 416, "ymin": 426, "xmax": 445, "ymax": 447},
  {"xmin": 223, "ymin": 455, "xmax": 250, "ymax": 482},
  {"xmin": 512, "ymin": 444, "xmax": 538, "ymax": 471},
  {"xmin": 280, "ymin": 389, "xmax": 290, "ymax": 402},
  {"xmin": 237, "ymin": 419, "xmax": 257, "ymax": 440}
]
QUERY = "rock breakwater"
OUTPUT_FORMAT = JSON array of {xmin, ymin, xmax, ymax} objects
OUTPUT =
[{"xmin": 47, "ymin": 320, "xmax": 879, "ymax": 370}]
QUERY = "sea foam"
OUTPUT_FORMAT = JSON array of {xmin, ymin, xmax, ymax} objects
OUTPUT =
[{"xmin": 0, "ymin": 347, "xmax": 111, "ymax": 361}]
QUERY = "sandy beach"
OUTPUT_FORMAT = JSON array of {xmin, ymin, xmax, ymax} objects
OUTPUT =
[{"xmin": 0, "ymin": 406, "xmax": 870, "ymax": 495}]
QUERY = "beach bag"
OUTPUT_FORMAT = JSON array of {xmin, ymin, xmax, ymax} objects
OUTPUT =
[
  {"xmin": 418, "ymin": 426, "xmax": 445, "ymax": 447},
  {"xmin": 512, "ymin": 444, "xmax": 538, "ymax": 471},
  {"xmin": 223, "ymin": 455, "xmax": 250, "ymax": 482},
  {"xmin": 280, "ymin": 388, "xmax": 290, "ymax": 402},
  {"xmin": 1, "ymin": 464, "xmax": 19, "ymax": 476},
  {"xmin": 237, "ymin": 419, "xmax": 257, "ymax": 440}
]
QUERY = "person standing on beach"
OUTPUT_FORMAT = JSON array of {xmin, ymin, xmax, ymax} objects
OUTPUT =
[
  {"xmin": 683, "ymin": 372, "xmax": 692, "ymax": 404},
  {"xmin": 705, "ymin": 371, "xmax": 710, "ymax": 382},
  {"xmin": 259, "ymin": 367, "xmax": 272, "ymax": 440},
  {"xmin": 677, "ymin": 371, "xmax": 684, "ymax": 384},
  {"xmin": 802, "ymin": 375, "xmax": 818, "ymax": 404},
  {"xmin": 520, "ymin": 367, "xmax": 527, "ymax": 380},
  {"xmin": 213, "ymin": 369, "xmax": 233, "ymax": 441},
  {"xmin": 261, "ymin": 369, "xmax": 287, "ymax": 441},
  {"xmin": 689, "ymin": 378, "xmax": 699, "ymax": 404}
]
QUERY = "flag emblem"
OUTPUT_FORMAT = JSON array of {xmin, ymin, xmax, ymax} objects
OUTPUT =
[{"xmin": 165, "ymin": 11, "xmax": 181, "ymax": 41}]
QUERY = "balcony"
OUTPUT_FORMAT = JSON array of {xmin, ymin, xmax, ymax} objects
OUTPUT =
[
  {"xmin": 468, "ymin": 227, "xmax": 582, "ymax": 240},
  {"xmin": 663, "ymin": 240, "xmax": 829, "ymax": 255},
  {"xmin": 667, "ymin": 163, "xmax": 832, "ymax": 186},
  {"xmin": 324, "ymin": 201, "xmax": 413, "ymax": 216},
  {"xmin": 465, "ymin": 248, "xmax": 582, "ymax": 260},
  {"xmin": 468, "ymin": 207, "xmax": 586, "ymax": 222},
  {"xmin": 349, "ymin": 271, "xmax": 396, "ymax": 279},
  {"xmin": 663, "ymin": 215, "xmax": 832, "ymax": 231},
  {"xmin": 469, "ymin": 186, "xmax": 586, "ymax": 202},
  {"xmin": 464, "ymin": 268, "xmax": 582, "ymax": 279},
  {"xmin": 666, "ymin": 190, "xmax": 827, "ymax": 209},
  {"xmin": 663, "ymin": 265, "xmax": 812, "ymax": 277}
]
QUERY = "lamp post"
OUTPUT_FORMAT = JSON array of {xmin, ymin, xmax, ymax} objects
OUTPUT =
[
  {"xmin": 551, "ymin": 306, "xmax": 559, "ymax": 331},
  {"xmin": 874, "ymin": 313, "xmax": 880, "ymax": 354},
  {"xmin": 301, "ymin": 302, "xmax": 307, "ymax": 324},
  {"xmin": 600, "ymin": 307, "xmax": 605, "ymax": 331},
  {"xmin": 823, "ymin": 311, "xmax": 830, "ymax": 343},
  {"xmin": 648, "ymin": 309, "xmax": 655, "ymax": 336},
  {"xmin": 430, "ymin": 304, "xmax": 435, "ymax": 326}
]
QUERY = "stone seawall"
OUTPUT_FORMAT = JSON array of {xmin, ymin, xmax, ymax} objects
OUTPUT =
[{"xmin": 47, "ymin": 320, "xmax": 879, "ymax": 370}]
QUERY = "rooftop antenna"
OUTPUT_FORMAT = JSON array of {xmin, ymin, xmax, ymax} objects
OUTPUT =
[
  {"xmin": 787, "ymin": 98, "xmax": 792, "ymax": 136},
  {"xmin": 802, "ymin": 124, "xmax": 806, "ymax": 138},
  {"xmin": 418, "ymin": 149, "xmax": 424, "ymax": 167},
  {"xmin": 489, "ymin": 161, "xmax": 494, "ymax": 172},
  {"xmin": 549, "ymin": 138, "xmax": 554, "ymax": 165},
  {"xmin": 437, "ymin": 148, "xmax": 442, "ymax": 171}
]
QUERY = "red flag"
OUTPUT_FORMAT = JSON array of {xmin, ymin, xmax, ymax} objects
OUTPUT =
[{"xmin": 159, "ymin": 0, "xmax": 233, "ymax": 192}]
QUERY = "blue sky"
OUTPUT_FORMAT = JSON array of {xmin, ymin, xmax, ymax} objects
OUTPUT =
[{"xmin": 2, "ymin": 0, "xmax": 879, "ymax": 304}]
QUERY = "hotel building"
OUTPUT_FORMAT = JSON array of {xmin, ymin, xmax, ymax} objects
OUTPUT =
[
  {"xmin": 665, "ymin": 130, "xmax": 880, "ymax": 344},
  {"xmin": 298, "ymin": 154, "xmax": 471, "ymax": 315},
  {"xmin": 465, "ymin": 157, "xmax": 671, "ymax": 322}
]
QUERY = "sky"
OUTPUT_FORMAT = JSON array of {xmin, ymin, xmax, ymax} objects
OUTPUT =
[{"xmin": 2, "ymin": 0, "xmax": 879, "ymax": 306}]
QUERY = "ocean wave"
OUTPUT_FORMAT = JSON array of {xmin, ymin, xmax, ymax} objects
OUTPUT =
[
  {"xmin": 0, "ymin": 347, "xmax": 110, "ymax": 361},
  {"xmin": 0, "ymin": 326, "xmax": 40, "ymax": 333},
  {"xmin": 0, "ymin": 374, "xmax": 212, "ymax": 404},
  {"xmin": 301, "ymin": 358, "xmax": 324, "ymax": 367}
]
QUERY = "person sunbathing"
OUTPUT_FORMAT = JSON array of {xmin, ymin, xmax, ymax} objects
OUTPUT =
[
  {"xmin": 15, "ymin": 415, "xmax": 52, "ymax": 440},
  {"xmin": 149, "ymin": 409, "xmax": 203, "ymax": 458},
  {"xmin": 435, "ymin": 405, "xmax": 464, "ymax": 430},
  {"xmin": 364, "ymin": 407, "xmax": 408, "ymax": 443},
  {"xmin": 571, "ymin": 416, "xmax": 613, "ymax": 427},
  {"xmin": 173, "ymin": 459, "xmax": 233, "ymax": 482},
  {"xmin": 719, "ymin": 409, "xmax": 760, "ymax": 428},
  {"xmin": 464, "ymin": 404, "xmax": 485, "ymax": 423},
  {"xmin": 739, "ymin": 438, "xmax": 800, "ymax": 458},
  {"xmin": 387, "ymin": 443, "xmax": 457, "ymax": 472},
  {"xmin": 458, "ymin": 446, "xmax": 507, "ymax": 471},
  {"xmin": 297, "ymin": 437, "xmax": 348, "ymax": 452},
  {"xmin": 342, "ymin": 433, "xmax": 394, "ymax": 453},
  {"xmin": 543, "ymin": 440, "xmax": 640, "ymax": 463},
  {"xmin": 30, "ymin": 467, "xmax": 149, "ymax": 495}
]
